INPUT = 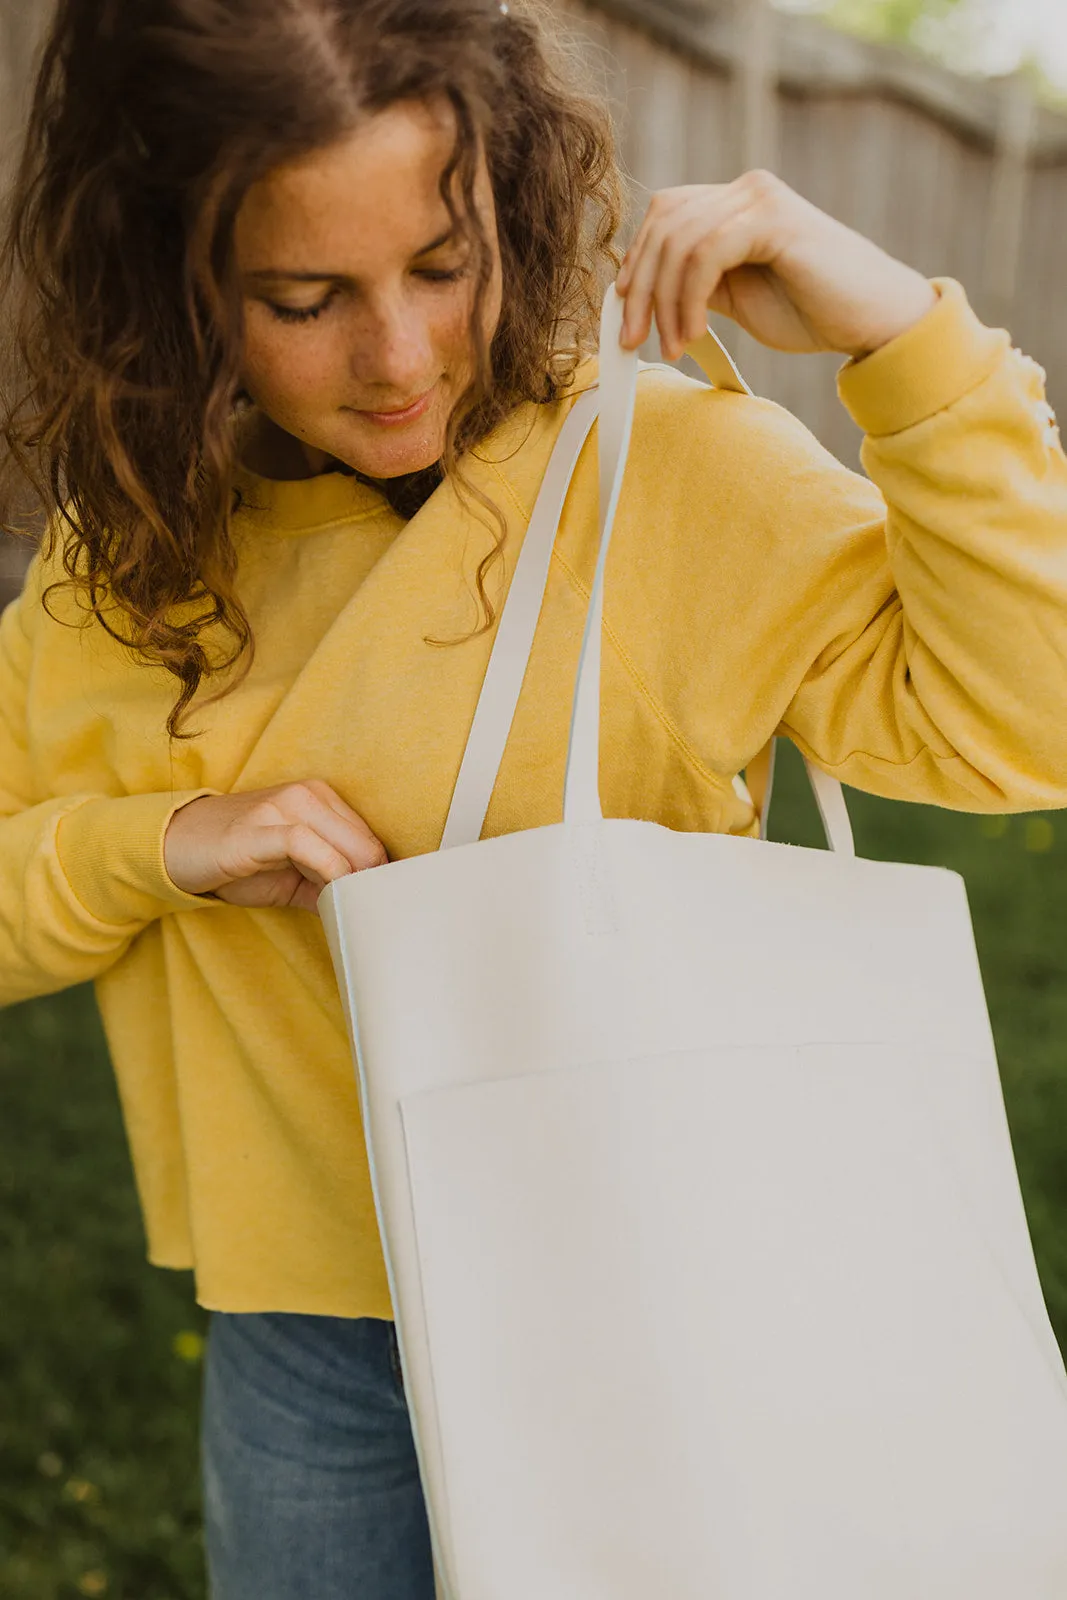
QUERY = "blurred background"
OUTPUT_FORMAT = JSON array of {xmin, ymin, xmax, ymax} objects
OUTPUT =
[{"xmin": 1, "ymin": 0, "xmax": 1066, "ymax": 1595}]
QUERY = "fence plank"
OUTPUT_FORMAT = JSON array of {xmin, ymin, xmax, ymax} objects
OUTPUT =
[
  {"xmin": 985, "ymin": 73, "xmax": 1037, "ymax": 320},
  {"xmin": 737, "ymin": 0, "xmax": 778, "ymax": 173}
]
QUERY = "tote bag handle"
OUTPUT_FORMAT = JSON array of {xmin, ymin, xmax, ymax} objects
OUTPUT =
[{"xmin": 440, "ymin": 285, "xmax": 854, "ymax": 856}]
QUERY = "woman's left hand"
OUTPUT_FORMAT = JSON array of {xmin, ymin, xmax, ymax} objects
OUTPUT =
[{"xmin": 615, "ymin": 170, "xmax": 939, "ymax": 363}]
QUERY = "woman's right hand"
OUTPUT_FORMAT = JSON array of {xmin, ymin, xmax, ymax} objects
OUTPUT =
[{"xmin": 163, "ymin": 781, "xmax": 388, "ymax": 913}]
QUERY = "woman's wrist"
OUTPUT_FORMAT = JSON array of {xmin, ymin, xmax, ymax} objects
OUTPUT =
[{"xmin": 843, "ymin": 274, "xmax": 940, "ymax": 363}]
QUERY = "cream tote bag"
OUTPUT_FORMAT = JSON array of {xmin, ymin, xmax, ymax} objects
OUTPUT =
[{"xmin": 320, "ymin": 288, "xmax": 1067, "ymax": 1600}]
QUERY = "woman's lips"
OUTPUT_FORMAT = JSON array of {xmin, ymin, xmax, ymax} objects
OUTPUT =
[{"xmin": 350, "ymin": 388, "xmax": 435, "ymax": 427}]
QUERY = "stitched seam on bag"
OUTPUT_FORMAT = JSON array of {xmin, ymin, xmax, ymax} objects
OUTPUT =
[{"xmin": 550, "ymin": 548, "xmax": 731, "ymax": 792}]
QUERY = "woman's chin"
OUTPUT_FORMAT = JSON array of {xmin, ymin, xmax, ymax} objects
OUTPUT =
[
  {"xmin": 368, "ymin": 448, "xmax": 443, "ymax": 480},
  {"xmin": 338, "ymin": 421, "xmax": 446, "ymax": 481}
]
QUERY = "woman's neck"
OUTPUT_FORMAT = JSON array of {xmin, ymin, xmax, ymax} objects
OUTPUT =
[{"xmin": 234, "ymin": 408, "xmax": 334, "ymax": 481}]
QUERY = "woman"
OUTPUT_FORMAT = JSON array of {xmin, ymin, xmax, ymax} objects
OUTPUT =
[{"xmin": 2, "ymin": 0, "xmax": 1066, "ymax": 1593}]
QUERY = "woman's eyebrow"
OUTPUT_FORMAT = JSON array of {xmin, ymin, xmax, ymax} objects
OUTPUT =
[
  {"xmin": 412, "ymin": 226, "xmax": 459, "ymax": 256},
  {"xmin": 245, "ymin": 228, "xmax": 459, "ymax": 283}
]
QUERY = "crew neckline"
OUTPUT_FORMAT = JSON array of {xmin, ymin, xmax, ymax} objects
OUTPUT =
[{"xmin": 232, "ymin": 461, "xmax": 390, "ymax": 533}]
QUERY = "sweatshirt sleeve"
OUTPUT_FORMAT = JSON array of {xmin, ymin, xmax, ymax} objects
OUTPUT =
[
  {"xmin": 0, "ymin": 556, "xmax": 218, "ymax": 1010},
  {"xmin": 770, "ymin": 279, "xmax": 1067, "ymax": 811}
]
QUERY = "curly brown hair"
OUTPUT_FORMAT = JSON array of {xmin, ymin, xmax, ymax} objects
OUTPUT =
[{"xmin": 0, "ymin": 0, "xmax": 623, "ymax": 735}]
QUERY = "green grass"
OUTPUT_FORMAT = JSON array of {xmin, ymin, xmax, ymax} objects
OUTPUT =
[
  {"xmin": 0, "ymin": 991, "xmax": 207, "ymax": 1599},
  {"xmin": 0, "ymin": 745, "xmax": 1065, "ymax": 1595}
]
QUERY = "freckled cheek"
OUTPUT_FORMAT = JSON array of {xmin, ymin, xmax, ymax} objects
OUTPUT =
[
  {"xmin": 433, "ymin": 297, "xmax": 490, "ymax": 390},
  {"xmin": 242, "ymin": 327, "xmax": 349, "ymax": 410}
]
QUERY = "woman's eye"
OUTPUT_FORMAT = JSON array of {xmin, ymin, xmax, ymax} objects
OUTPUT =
[
  {"xmin": 266, "ymin": 298, "xmax": 333, "ymax": 324},
  {"xmin": 418, "ymin": 266, "xmax": 468, "ymax": 284}
]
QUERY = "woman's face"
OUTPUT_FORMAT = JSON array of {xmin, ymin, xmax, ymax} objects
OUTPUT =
[{"xmin": 234, "ymin": 99, "xmax": 502, "ymax": 480}]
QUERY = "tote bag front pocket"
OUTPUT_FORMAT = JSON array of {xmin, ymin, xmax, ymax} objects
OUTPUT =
[{"xmin": 398, "ymin": 1040, "xmax": 1067, "ymax": 1600}]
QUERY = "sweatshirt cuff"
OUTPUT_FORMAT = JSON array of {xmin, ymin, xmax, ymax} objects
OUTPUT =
[
  {"xmin": 836, "ymin": 278, "xmax": 1010, "ymax": 438},
  {"xmin": 56, "ymin": 791, "xmax": 222, "ymax": 927}
]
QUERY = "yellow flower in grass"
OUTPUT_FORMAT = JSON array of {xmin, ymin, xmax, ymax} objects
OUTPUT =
[
  {"xmin": 65, "ymin": 1477, "xmax": 100, "ymax": 1504},
  {"xmin": 173, "ymin": 1329, "xmax": 205, "ymax": 1363},
  {"xmin": 1024, "ymin": 818, "xmax": 1055, "ymax": 853},
  {"xmin": 77, "ymin": 1571, "xmax": 108, "ymax": 1597}
]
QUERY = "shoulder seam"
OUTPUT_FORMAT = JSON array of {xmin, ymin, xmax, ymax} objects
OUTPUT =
[{"xmin": 485, "ymin": 458, "xmax": 531, "ymax": 524}]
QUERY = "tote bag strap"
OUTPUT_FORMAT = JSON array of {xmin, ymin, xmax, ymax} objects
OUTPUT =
[
  {"xmin": 439, "ymin": 385, "xmax": 602, "ymax": 851},
  {"xmin": 440, "ymin": 286, "xmax": 854, "ymax": 856},
  {"xmin": 565, "ymin": 288, "xmax": 855, "ymax": 856},
  {"xmin": 747, "ymin": 734, "xmax": 856, "ymax": 854}
]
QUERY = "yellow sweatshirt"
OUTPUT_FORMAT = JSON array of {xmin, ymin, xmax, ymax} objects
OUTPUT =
[{"xmin": 2, "ymin": 279, "xmax": 1067, "ymax": 1316}]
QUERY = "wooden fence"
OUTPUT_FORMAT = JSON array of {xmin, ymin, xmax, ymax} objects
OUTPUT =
[
  {"xmin": 557, "ymin": 0, "xmax": 1067, "ymax": 466},
  {"xmin": 2, "ymin": 0, "xmax": 1067, "ymax": 604},
  {"xmin": 0, "ymin": 0, "xmax": 49, "ymax": 604}
]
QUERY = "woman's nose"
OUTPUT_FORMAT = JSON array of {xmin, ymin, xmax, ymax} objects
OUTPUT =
[{"xmin": 353, "ymin": 300, "xmax": 434, "ymax": 395}]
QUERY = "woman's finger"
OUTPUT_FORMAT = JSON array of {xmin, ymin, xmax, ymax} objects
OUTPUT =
[
  {"xmin": 300, "ymin": 777, "xmax": 376, "ymax": 834},
  {"xmin": 241, "ymin": 820, "xmax": 355, "ymax": 887},
  {"xmin": 213, "ymin": 865, "xmax": 306, "ymax": 909},
  {"xmin": 269, "ymin": 783, "xmax": 388, "ymax": 873},
  {"xmin": 619, "ymin": 191, "xmax": 694, "ymax": 346},
  {"xmin": 301, "ymin": 781, "xmax": 389, "ymax": 863},
  {"xmin": 615, "ymin": 203, "xmax": 658, "ymax": 296},
  {"xmin": 165, "ymin": 783, "xmax": 389, "ymax": 899},
  {"xmin": 621, "ymin": 187, "xmax": 755, "ymax": 355},
  {"xmin": 672, "ymin": 215, "xmax": 752, "ymax": 345},
  {"xmin": 619, "ymin": 220, "xmax": 671, "ymax": 350},
  {"xmin": 213, "ymin": 865, "xmax": 326, "ymax": 914},
  {"xmin": 651, "ymin": 234, "xmax": 686, "ymax": 358},
  {"xmin": 647, "ymin": 201, "xmax": 731, "ymax": 357},
  {"xmin": 617, "ymin": 184, "xmax": 712, "ymax": 292}
]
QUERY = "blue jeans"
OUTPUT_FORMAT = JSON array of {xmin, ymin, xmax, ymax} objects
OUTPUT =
[{"xmin": 201, "ymin": 1312, "xmax": 437, "ymax": 1600}]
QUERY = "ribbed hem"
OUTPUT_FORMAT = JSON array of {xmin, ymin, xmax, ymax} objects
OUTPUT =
[
  {"xmin": 837, "ymin": 278, "xmax": 1010, "ymax": 438},
  {"xmin": 56, "ymin": 790, "xmax": 222, "ymax": 927}
]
